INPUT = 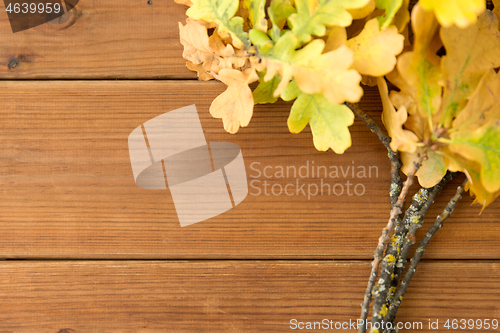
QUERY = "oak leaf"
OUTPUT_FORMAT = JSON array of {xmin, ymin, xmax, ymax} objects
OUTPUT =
[
  {"xmin": 377, "ymin": 77, "xmax": 418, "ymax": 153},
  {"xmin": 419, "ymin": 0, "xmax": 485, "ymax": 28},
  {"xmin": 253, "ymin": 72, "xmax": 280, "ymax": 104},
  {"xmin": 210, "ymin": 68, "xmax": 259, "ymax": 133},
  {"xmin": 436, "ymin": 10, "xmax": 500, "ymax": 127},
  {"xmin": 291, "ymin": 41, "xmax": 363, "ymax": 104},
  {"xmin": 187, "ymin": 0, "xmax": 250, "ymax": 49},
  {"xmin": 174, "ymin": 0, "xmax": 192, "ymax": 6},
  {"xmin": 345, "ymin": 18, "xmax": 404, "ymax": 77},
  {"xmin": 402, "ymin": 150, "xmax": 447, "ymax": 188},
  {"xmin": 288, "ymin": 0, "xmax": 370, "ymax": 44},
  {"xmin": 242, "ymin": 0, "xmax": 267, "ymax": 32},
  {"xmin": 282, "ymin": 81, "xmax": 355, "ymax": 153},
  {"xmin": 375, "ymin": 0, "xmax": 403, "ymax": 29},
  {"xmin": 392, "ymin": 4, "xmax": 441, "ymax": 136}
]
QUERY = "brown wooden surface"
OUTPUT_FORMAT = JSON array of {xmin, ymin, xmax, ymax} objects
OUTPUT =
[
  {"xmin": 0, "ymin": 0, "xmax": 194, "ymax": 79},
  {"xmin": 1, "ymin": 0, "xmax": 499, "ymax": 330},
  {"xmin": 0, "ymin": 261, "xmax": 498, "ymax": 332},
  {"xmin": 0, "ymin": 81, "xmax": 499, "ymax": 259}
]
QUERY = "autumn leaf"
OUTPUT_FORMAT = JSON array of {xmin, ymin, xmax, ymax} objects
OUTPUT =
[
  {"xmin": 436, "ymin": 10, "xmax": 500, "ymax": 128},
  {"xmin": 288, "ymin": 0, "xmax": 370, "ymax": 44},
  {"xmin": 375, "ymin": 0, "xmax": 403, "ymax": 29},
  {"xmin": 261, "ymin": 32, "xmax": 299, "ymax": 97},
  {"xmin": 449, "ymin": 120, "xmax": 500, "ymax": 193},
  {"xmin": 442, "ymin": 147, "xmax": 500, "ymax": 208},
  {"xmin": 210, "ymin": 68, "xmax": 259, "ymax": 133},
  {"xmin": 419, "ymin": 0, "xmax": 485, "ymax": 28},
  {"xmin": 494, "ymin": 0, "xmax": 500, "ymax": 27},
  {"xmin": 324, "ymin": 26, "xmax": 347, "ymax": 52},
  {"xmin": 393, "ymin": 4, "xmax": 442, "ymax": 133},
  {"xmin": 187, "ymin": 0, "xmax": 250, "ymax": 49},
  {"xmin": 267, "ymin": 0, "xmax": 296, "ymax": 42},
  {"xmin": 178, "ymin": 19, "xmax": 222, "ymax": 75},
  {"xmin": 348, "ymin": 0, "xmax": 376, "ymax": 20},
  {"xmin": 345, "ymin": 18, "xmax": 404, "ymax": 77},
  {"xmin": 291, "ymin": 41, "xmax": 363, "ymax": 104},
  {"xmin": 377, "ymin": 77, "xmax": 419, "ymax": 153},
  {"xmin": 253, "ymin": 72, "xmax": 280, "ymax": 104},
  {"xmin": 402, "ymin": 150, "xmax": 447, "ymax": 188},
  {"xmin": 186, "ymin": 61, "xmax": 214, "ymax": 80},
  {"xmin": 243, "ymin": 0, "xmax": 267, "ymax": 32},
  {"xmin": 282, "ymin": 81, "xmax": 355, "ymax": 153},
  {"xmin": 392, "ymin": 0, "xmax": 410, "ymax": 32},
  {"xmin": 174, "ymin": 0, "xmax": 192, "ymax": 6},
  {"xmin": 452, "ymin": 69, "xmax": 500, "ymax": 133}
]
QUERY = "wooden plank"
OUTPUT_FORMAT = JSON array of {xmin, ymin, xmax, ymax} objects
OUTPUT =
[
  {"xmin": 0, "ymin": 81, "xmax": 499, "ymax": 259},
  {"xmin": 0, "ymin": 0, "xmax": 195, "ymax": 79},
  {"xmin": 0, "ymin": 260, "xmax": 498, "ymax": 332}
]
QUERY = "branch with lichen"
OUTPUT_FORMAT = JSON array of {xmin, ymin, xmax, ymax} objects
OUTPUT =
[
  {"xmin": 346, "ymin": 102, "xmax": 415, "ymax": 333},
  {"xmin": 383, "ymin": 179, "xmax": 468, "ymax": 328},
  {"xmin": 385, "ymin": 172, "xmax": 454, "ymax": 304},
  {"xmin": 365, "ymin": 156, "xmax": 422, "ymax": 332}
]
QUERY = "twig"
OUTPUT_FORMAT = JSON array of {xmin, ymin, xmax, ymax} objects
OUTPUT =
[{"xmin": 384, "ymin": 179, "xmax": 468, "ymax": 325}]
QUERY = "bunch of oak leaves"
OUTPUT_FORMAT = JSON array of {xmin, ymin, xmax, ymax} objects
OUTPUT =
[{"xmin": 176, "ymin": 0, "xmax": 500, "ymax": 331}]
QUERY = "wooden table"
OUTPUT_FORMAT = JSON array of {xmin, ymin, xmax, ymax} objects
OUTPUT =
[{"xmin": 0, "ymin": 1, "xmax": 499, "ymax": 332}]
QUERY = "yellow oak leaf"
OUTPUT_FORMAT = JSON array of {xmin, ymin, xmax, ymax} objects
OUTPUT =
[
  {"xmin": 391, "ymin": 0, "xmax": 410, "ymax": 32},
  {"xmin": 452, "ymin": 69, "xmax": 500, "ymax": 133},
  {"xmin": 291, "ymin": 41, "xmax": 363, "ymax": 104},
  {"xmin": 441, "ymin": 147, "xmax": 500, "ymax": 208},
  {"xmin": 494, "ymin": 0, "xmax": 500, "ymax": 28},
  {"xmin": 419, "ymin": 0, "xmax": 485, "ymax": 28},
  {"xmin": 348, "ymin": 0, "xmax": 376, "ymax": 20},
  {"xmin": 186, "ymin": 61, "xmax": 214, "ymax": 81},
  {"xmin": 174, "ymin": 0, "xmax": 192, "ymax": 6},
  {"xmin": 402, "ymin": 150, "xmax": 447, "ymax": 188},
  {"xmin": 210, "ymin": 68, "xmax": 259, "ymax": 134},
  {"xmin": 449, "ymin": 119, "xmax": 500, "ymax": 193},
  {"xmin": 178, "ymin": 19, "xmax": 226, "ymax": 77},
  {"xmin": 345, "ymin": 18, "xmax": 404, "ymax": 77},
  {"xmin": 377, "ymin": 77, "xmax": 419, "ymax": 153},
  {"xmin": 436, "ymin": 10, "xmax": 500, "ymax": 127},
  {"xmin": 393, "ymin": 4, "xmax": 442, "ymax": 136},
  {"xmin": 324, "ymin": 26, "xmax": 347, "ymax": 52}
]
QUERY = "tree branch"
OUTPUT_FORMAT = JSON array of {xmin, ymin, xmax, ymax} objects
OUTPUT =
[
  {"xmin": 384, "ymin": 179, "xmax": 468, "ymax": 325},
  {"xmin": 386, "ymin": 172, "xmax": 454, "ymax": 306},
  {"xmin": 368, "ymin": 157, "xmax": 422, "ymax": 331},
  {"xmin": 346, "ymin": 102, "xmax": 406, "ymax": 333}
]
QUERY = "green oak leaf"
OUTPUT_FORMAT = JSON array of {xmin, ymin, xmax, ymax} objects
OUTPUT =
[
  {"xmin": 288, "ymin": 0, "xmax": 370, "ymax": 45},
  {"xmin": 285, "ymin": 81, "xmax": 355, "ymax": 153},
  {"xmin": 268, "ymin": 0, "xmax": 296, "ymax": 42},
  {"xmin": 376, "ymin": 0, "xmax": 404, "ymax": 29},
  {"xmin": 253, "ymin": 72, "xmax": 281, "ymax": 104}
]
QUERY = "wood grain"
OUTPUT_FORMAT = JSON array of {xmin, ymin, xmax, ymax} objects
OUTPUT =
[
  {"xmin": 0, "ymin": 0, "xmax": 194, "ymax": 79},
  {"xmin": 0, "ymin": 260, "xmax": 498, "ymax": 332},
  {"xmin": 0, "ymin": 81, "xmax": 498, "ymax": 259}
]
